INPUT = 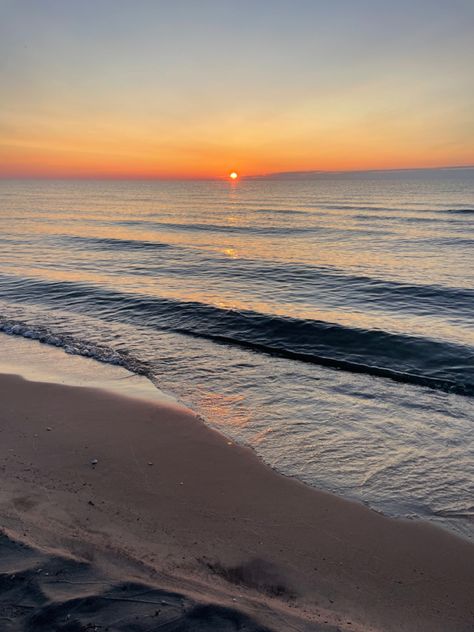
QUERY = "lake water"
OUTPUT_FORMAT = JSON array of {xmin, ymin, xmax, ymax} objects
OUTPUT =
[{"xmin": 0, "ymin": 171, "xmax": 473, "ymax": 538}]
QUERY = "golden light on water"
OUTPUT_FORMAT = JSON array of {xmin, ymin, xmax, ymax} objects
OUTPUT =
[{"xmin": 229, "ymin": 172, "xmax": 238, "ymax": 180}]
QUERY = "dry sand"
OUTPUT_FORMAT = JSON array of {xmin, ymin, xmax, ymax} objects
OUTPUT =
[{"xmin": 1, "ymin": 372, "xmax": 473, "ymax": 631}]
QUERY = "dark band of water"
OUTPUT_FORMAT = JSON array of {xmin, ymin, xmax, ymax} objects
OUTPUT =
[{"xmin": 1, "ymin": 273, "xmax": 472, "ymax": 396}]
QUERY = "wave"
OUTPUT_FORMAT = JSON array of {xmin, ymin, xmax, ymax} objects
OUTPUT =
[
  {"xmin": 117, "ymin": 219, "xmax": 310, "ymax": 235},
  {"xmin": 67, "ymin": 236, "xmax": 173, "ymax": 251},
  {"xmin": 320, "ymin": 204, "xmax": 405, "ymax": 212},
  {"xmin": 0, "ymin": 317, "xmax": 151, "ymax": 376},
  {"xmin": 1, "ymin": 274, "xmax": 473, "ymax": 396},
  {"xmin": 58, "ymin": 237, "xmax": 474, "ymax": 311},
  {"xmin": 428, "ymin": 236, "xmax": 474, "ymax": 247},
  {"xmin": 315, "ymin": 204, "xmax": 474, "ymax": 216},
  {"xmin": 253, "ymin": 208, "xmax": 307, "ymax": 215},
  {"xmin": 443, "ymin": 208, "xmax": 474, "ymax": 215}
]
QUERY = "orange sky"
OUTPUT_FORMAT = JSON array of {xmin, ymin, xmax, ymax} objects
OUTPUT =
[{"xmin": 1, "ymin": 1, "xmax": 473, "ymax": 179}]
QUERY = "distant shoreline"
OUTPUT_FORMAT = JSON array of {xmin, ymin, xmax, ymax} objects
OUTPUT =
[{"xmin": 248, "ymin": 165, "xmax": 474, "ymax": 180}]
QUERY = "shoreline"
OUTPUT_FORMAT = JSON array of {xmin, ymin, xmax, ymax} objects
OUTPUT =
[
  {"xmin": 2, "ymin": 327, "xmax": 472, "ymax": 542},
  {"xmin": 1, "ymin": 363, "xmax": 474, "ymax": 630}
]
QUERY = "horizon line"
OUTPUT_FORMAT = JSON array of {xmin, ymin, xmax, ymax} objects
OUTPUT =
[{"xmin": 1, "ymin": 164, "xmax": 474, "ymax": 182}]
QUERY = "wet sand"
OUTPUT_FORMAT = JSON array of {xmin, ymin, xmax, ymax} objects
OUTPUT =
[{"xmin": 1, "ymin": 372, "xmax": 473, "ymax": 631}]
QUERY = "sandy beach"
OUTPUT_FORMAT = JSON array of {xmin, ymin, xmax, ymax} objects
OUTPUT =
[{"xmin": 1, "ymin": 364, "xmax": 473, "ymax": 632}]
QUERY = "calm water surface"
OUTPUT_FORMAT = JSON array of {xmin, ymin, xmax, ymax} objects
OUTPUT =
[{"xmin": 0, "ymin": 172, "xmax": 473, "ymax": 537}]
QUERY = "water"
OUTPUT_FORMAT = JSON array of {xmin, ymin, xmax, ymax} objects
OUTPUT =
[{"xmin": 0, "ymin": 172, "xmax": 473, "ymax": 538}]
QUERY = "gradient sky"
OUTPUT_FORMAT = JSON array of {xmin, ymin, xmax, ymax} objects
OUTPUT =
[{"xmin": 1, "ymin": 0, "xmax": 474, "ymax": 178}]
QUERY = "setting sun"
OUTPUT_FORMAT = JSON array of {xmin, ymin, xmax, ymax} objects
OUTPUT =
[{"xmin": 229, "ymin": 172, "xmax": 238, "ymax": 180}]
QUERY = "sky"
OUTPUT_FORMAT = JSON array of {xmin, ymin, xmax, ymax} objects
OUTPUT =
[{"xmin": 1, "ymin": 0, "xmax": 474, "ymax": 179}]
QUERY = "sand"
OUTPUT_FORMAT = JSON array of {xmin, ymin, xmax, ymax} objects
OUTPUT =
[{"xmin": 1, "ymin": 371, "xmax": 473, "ymax": 631}]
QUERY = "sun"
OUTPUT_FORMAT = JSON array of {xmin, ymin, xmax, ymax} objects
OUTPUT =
[{"xmin": 229, "ymin": 171, "xmax": 238, "ymax": 180}]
